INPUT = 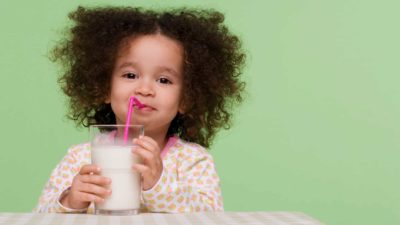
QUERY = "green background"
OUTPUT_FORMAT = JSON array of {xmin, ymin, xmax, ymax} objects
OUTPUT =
[{"xmin": 0, "ymin": 0, "xmax": 399, "ymax": 224}]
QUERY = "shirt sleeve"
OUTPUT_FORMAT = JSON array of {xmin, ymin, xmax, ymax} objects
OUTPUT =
[
  {"xmin": 34, "ymin": 144, "xmax": 90, "ymax": 213},
  {"xmin": 142, "ymin": 145, "xmax": 224, "ymax": 213}
]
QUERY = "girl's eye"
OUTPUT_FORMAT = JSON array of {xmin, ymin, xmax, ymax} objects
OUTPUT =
[
  {"xmin": 158, "ymin": 77, "xmax": 172, "ymax": 84},
  {"xmin": 123, "ymin": 72, "xmax": 138, "ymax": 79}
]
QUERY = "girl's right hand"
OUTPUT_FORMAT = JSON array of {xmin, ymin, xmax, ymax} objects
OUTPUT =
[{"xmin": 60, "ymin": 164, "xmax": 112, "ymax": 210}]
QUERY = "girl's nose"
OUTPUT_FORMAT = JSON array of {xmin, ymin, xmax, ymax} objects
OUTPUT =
[{"xmin": 134, "ymin": 80, "xmax": 154, "ymax": 96}]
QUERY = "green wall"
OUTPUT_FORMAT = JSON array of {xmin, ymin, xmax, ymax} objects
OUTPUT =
[{"xmin": 1, "ymin": 1, "xmax": 399, "ymax": 224}]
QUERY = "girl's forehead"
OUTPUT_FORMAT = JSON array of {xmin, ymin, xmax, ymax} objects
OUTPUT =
[{"xmin": 113, "ymin": 34, "xmax": 184, "ymax": 74}]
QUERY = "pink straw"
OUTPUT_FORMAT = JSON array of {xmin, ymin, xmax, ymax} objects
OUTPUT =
[{"xmin": 123, "ymin": 96, "xmax": 144, "ymax": 143}]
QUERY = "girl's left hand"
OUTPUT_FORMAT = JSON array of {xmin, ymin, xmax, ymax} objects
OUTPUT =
[{"xmin": 132, "ymin": 136, "xmax": 163, "ymax": 190}]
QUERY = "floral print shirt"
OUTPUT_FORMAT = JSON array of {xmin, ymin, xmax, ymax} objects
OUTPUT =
[{"xmin": 34, "ymin": 137, "xmax": 223, "ymax": 213}]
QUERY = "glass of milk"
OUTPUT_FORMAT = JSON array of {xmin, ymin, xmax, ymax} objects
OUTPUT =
[{"xmin": 90, "ymin": 124, "xmax": 144, "ymax": 215}]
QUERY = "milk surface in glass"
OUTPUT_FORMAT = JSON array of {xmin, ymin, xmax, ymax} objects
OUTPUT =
[{"xmin": 90, "ymin": 125, "xmax": 143, "ymax": 215}]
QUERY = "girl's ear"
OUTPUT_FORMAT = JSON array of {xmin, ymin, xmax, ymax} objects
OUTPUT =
[
  {"xmin": 105, "ymin": 95, "xmax": 111, "ymax": 104},
  {"xmin": 178, "ymin": 108, "xmax": 185, "ymax": 114},
  {"xmin": 178, "ymin": 101, "xmax": 186, "ymax": 114}
]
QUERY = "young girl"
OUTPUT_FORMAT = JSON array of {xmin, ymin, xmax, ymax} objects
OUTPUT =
[{"xmin": 35, "ymin": 6, "xmax": 245, "ymax": 213}]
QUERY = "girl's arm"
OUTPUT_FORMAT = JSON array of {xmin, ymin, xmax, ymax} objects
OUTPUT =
[
  {"xmin": 34, "ymin": 143, "xmax": 92, "ymax": 213},
  {"xmin": 142, "ymin": 143, "xmax": 224, "ymax": 212}
]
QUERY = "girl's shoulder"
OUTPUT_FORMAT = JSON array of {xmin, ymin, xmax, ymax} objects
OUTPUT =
[
  {"xmin": 168, "ymin": 137, "xmax": 210, "ymax": 158},
  {"xmin": 65, "ymin": 142, "xmax": 91, "ymax": 157},
  {"xmin": 176, "ymin": 138, "xmax": 206, "ymax": 150}
]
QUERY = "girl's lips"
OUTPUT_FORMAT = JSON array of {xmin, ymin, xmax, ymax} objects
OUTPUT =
[
  {"xmin": 140, "ymin": 107, "xmax": 153, "ymax": 112},
  {"xmin": 135, "ymin": 104, "xmax": 155, "ymax": 111}
]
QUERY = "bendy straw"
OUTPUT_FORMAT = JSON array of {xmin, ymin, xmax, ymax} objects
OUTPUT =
[{"xmin": 123, "ymin": 96, "xmax": 144, "ymax": 143}]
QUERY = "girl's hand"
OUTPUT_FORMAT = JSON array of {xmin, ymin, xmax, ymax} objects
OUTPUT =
[
  {"xmin": 60, "ymin": 164, "xmax": 111, "ymax": 209},
  {"xmin": 132, "ymin": 136, "xmax": 163, "ymax": 190}
]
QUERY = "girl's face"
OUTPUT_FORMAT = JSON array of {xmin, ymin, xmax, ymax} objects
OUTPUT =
[{"xmin": 107, "ymin": 34, "xmax": 184, "ymax": 136}]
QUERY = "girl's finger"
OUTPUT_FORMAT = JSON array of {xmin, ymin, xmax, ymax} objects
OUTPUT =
[
  {"xmin": 133, "ymin": 137, "xmax": 159, "ymax": 153},
  {"xmin": 132, "ymin": 147, "xmax": 158, "ymax": 169},
  {"xmin": 78, "ymin": 183, "xmax": 111, "ymax": 198},
  {"xmin": 79, "ymin": 174, "xmax": 111, "ymax": 186},
  {"xmin": 132, "ymin": 163, "xmax": 162, "ymax": 191},
  {"xmin": 79, "ymin": 164, "xmax": 101, "ymax": 175},
  {"xmin": 132, "ymin": 163, "xmax": 151, "ymax": 175},
  {"xmin": 77, "ymin": 191, "xmax": 105, "ymax": 204},
  {"xmin": 139, "ymin": 136, "xmax": 159, "ymax": 149}
]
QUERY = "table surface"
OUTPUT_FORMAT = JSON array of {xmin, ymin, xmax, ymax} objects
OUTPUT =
[{"xmin": 0, "ymin": 211, "xmax": 324, "ymax": 225}]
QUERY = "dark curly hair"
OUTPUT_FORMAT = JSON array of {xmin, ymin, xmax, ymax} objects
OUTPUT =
[{"xmin": 52, "ymin": 6, "xmax": 245, "ymax": 148}]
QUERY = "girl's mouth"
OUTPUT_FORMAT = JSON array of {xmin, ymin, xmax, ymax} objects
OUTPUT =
[
  {"xmin": 130, "ymin": 96, "xmax": 155, "ymax": 112},
  {"xmin": 135, "ymin": 104, "xmax": 154, "ymax": 111}
]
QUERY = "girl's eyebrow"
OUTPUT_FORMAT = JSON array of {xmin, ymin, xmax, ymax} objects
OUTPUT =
[
  {"xmin": 118, "ymin": 62, "xmax": 181, "ymax": 77},
  {"xmin": 118, "ymin": 62, "xmax": 179, "ymax": 76},
  {"xmin": 118, "ymin": 62, "xmax": 137, "ymax": 69},
  {"xmin": 158, "ymin": 66, "xmax": 180, "ymax": 77}
]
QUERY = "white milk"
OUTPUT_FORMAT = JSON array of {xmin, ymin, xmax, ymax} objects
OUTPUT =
[{"xmin": 91, "ymin": 145, "xmax": 141, "ymax": 211}]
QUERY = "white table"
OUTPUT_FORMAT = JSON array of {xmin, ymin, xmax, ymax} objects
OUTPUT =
[{"xmin": 0, "ymin": 211, "xmax": 325, "ymax": 225}]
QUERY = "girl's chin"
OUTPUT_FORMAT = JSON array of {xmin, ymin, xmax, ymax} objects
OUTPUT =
[
  {"xmin": 117, "ymin": 117, "xmax": 146, "ymax": 125},
  {"xmin": 130, "ymin": 120, "xmax": 148, "ymax": 126}
]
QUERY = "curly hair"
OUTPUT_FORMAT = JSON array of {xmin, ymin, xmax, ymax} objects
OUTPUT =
[{"xmin": 52, "ymin": 6, "xmax": 246, "ymax": 148}]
